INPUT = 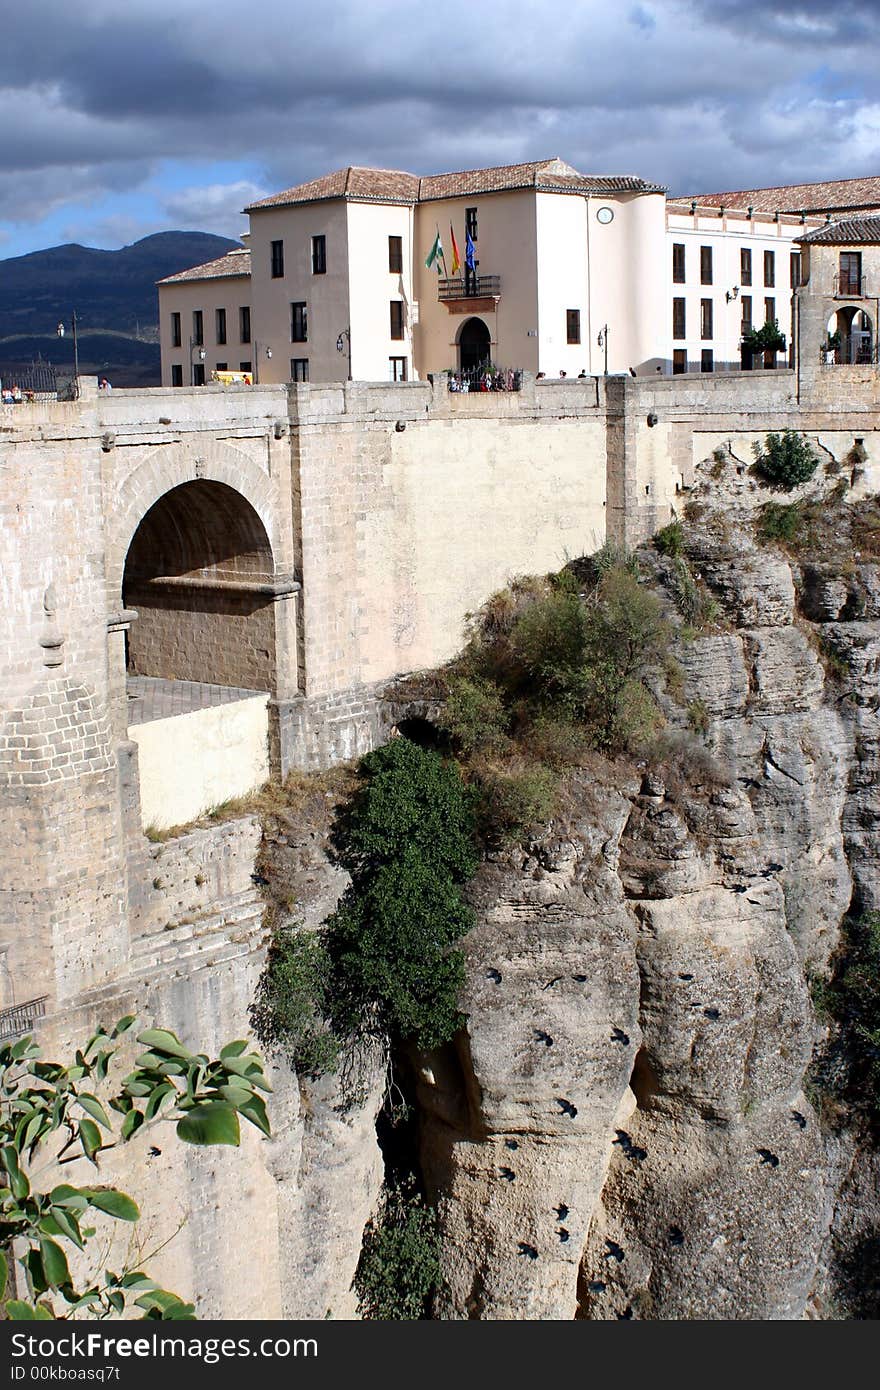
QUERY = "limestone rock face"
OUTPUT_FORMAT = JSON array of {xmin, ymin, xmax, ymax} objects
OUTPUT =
[{"xmin": 416, "ymin": 485, "xmax": 879, "ymax": 1320}]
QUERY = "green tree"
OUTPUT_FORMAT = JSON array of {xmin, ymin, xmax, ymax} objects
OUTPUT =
[
  {"xmin": 0, "ymin": 1019, "xmax": 271, "ymax": 1320},
  {"xmin": 753, "ymin": 430, "xmax": 818, "ymax": 490}
]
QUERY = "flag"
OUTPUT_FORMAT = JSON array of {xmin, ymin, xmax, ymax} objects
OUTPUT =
[
  {"xmin": 465, "ymin": 228, "xmax": 476, "ymax": 272},
  {"xmin": 449, "ymin": 223, "xmax": 461, "ymax": 276},
  {"xmin": 425, "ymin": 229, "xmax": 445, "ymax": 272}
]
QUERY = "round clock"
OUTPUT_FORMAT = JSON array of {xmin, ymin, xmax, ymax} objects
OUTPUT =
[{"xmin": 596, "ymin": 206, "xmax": 614, "ymax": 224}]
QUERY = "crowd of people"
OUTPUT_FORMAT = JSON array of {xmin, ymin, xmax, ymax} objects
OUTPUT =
[{"xmin": 447, "ymin": 367, "xmax": 521, "ymax": 392}]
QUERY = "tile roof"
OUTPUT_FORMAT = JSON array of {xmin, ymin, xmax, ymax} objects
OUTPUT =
[
  {"xmin": 798, "ymin": 215, "xmax": 880, "ymax": 245},
  {"xmin": 679, "ymin": 175, "xmax": 880, "ymax": 215},
  {"xmin": 157, "ymin": 248, "xmax": 250, "ymax": 285},
  {"xmin": 244, "ymin": 159, "xmax": 665, "ymax": 212}
]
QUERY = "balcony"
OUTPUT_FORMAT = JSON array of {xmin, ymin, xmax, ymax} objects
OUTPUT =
[
  {"xmin": 834, "ymin": 274, "xmax": 867, "ymax": 298},
  {"xmin": 0, "ymin": 995, "xmax": 47, "ymax": 1043},
  {"xmin": 438, "ymin": 275, "xmax": 501, "ymax": 313}
]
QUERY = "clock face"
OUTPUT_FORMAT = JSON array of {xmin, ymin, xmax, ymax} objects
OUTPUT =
[{"xmin": 597, "ymin": 206, "xmax": 614, "ymax": 224}]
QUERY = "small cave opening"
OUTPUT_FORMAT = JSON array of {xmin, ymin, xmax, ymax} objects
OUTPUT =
[
  {"xmin": 393, "ymin": 717, "xmax": 452, "ymax": 754},
  {"xmin": 629, "ymin": 1045, "xmax": 660, "ymax": 1110}
]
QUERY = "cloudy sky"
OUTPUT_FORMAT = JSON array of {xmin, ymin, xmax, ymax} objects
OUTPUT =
[{"xmin": 3, "ymin": 0, "xmax": 880, "ymax": 258}]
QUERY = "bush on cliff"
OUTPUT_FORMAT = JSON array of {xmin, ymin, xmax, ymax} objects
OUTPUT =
[
  {"xmin": 354, "ymin": 1177, "xmax": 442, "ymax": 1319},
  {"xmin": 810, "ymin": 912, "xmax": 880, "ymax": 1130},
  {"xmin": 753, "ymin": 430, "xmax": 818, "ymax": 491}
]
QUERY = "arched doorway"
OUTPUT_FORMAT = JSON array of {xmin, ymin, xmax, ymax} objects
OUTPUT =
[
  {"xmin": 826, "ymin": 306, "xmax": 875, "ymax": 364},
  {"xmin": 458, "ymin": 317, "xmax": 492, "ymax": 373},
  {"xmin": 123, "ymin": 480, "xmax": 276, "ymax": 693}
]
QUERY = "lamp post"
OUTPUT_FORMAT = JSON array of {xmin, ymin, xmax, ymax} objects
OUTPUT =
[
  {"xmin": 597, "ymin": 324, "xmax": 609, "ymax": 377},
  {"xmin": 336, "ymin": 327, "xmax": 352, "ymax": 381},
  {"xmin": 189, "ymin": 337, "xmax": 206, "ymax": 385},
  {"xmin": 57, "ymin": 313, "xmax": 79, "ymax": 396},
  {"xmin": 254, "ymin": 343, "xmax": 272, "ymax": 385}
]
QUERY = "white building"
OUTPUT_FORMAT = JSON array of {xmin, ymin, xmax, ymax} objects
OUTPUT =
[{"xmin": 157, "ymin": 158, "xmax": 830, "ymax": 385}]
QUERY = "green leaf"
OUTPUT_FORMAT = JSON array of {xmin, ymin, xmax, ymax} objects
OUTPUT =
[
  {"xmin": 33, "ymin": 1303, "xmax": 54, "ymax": 1320},
  {"xmin": 82, "ymin": 1189, "xmax": 140, "ymax": 1222},
  {"xmin": 0, "ymin": 1247, "xmax": 7, "ymax": 1294},
  {"xmin": 47, "ymin": 1206, "xmax": 84, "ymax": 1249},
  {"xmin": 135, "ymin": 1029, "xmax": 193, "ymax": 1061},
  {"xmin": 6, "ymin": 1300, "xmax": 38, "ymax": 1319},
  {"xmin": 220, "ymin": 1087, "xmax": 270, "ymax": 1137},
  {"xmin": 78, "ymin": 1118, "xmax": 102, "ymax": 1163},
  {"xmin": 49, "ymin": 1185, "xmax": 89, "ymax": 1211},
  {"xmin": 219, "ymin": 1040, "xmax": 249, "ymax": 1060},
  {"xmin": 108, "ymin": 1290, "xmax": 124, "ymax": 1314},
  {"xmin": 175, "ymin": 1103, "xmax": 240, "ymax": 1147},
  {"xmin": 39, "ymin": 1236, "xmax": 70, "ymax": 1288},
  {"xmin": 144, "ymin": 1082, "xmax": 175, "ymax": 1122},
  {"xmin": 2, "ymin": 1145, "xmax": 30, "ymax": 1200},
  {"xmin": 112, "ymin": 1016, "xmax": 137, "ymax": 1038},
  {"xmin": 121, "ymin": 1272, "xmax": 159, "ymax": 1291},
  {"xmin": 121, "ymin": 1109, "xmax": 144, "ymax": 1141},
  {"xmin": 76, "ymin": 1093, "xmax": 111, "ymax": 1129}
]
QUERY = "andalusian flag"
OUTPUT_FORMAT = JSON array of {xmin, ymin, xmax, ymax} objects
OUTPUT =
[
  {"xmin": 425, "ymin": 229, "xmax": 445, "ymax": 273},
  {"xmin": 449, "ymin": 223, "xmax": 461, "ymax": 275}
]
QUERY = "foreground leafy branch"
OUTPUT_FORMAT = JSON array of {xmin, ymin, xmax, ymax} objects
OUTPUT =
[{"xmin": 0, "ymin": 1019, "xmax": 271, "ymax": 1320}]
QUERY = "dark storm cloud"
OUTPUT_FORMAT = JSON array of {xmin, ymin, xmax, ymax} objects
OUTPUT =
[{"xmin": 4, "ymin": 0, "xmax": 880, "ymax": 243}]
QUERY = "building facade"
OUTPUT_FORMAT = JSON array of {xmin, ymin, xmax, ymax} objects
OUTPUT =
[{"xmin": 161, "ymin": 159, "xmax": 880, "ymax": 387}]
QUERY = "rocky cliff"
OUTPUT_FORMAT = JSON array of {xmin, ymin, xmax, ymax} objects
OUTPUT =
[{"xmin": 269, "ymin": 446, "xmax": 880, "ymax": 1320}]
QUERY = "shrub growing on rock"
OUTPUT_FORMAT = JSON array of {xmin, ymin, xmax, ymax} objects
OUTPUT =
[{"xmin": 753, "ymin": 430, "xmax": 818, "ymax": 491}]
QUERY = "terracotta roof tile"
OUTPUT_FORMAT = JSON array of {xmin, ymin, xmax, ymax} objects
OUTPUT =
[
  {"xmin": 680, "ymin": 175, "xmax": 880, "ymax": 215},
  {"xmin": 157, "ymin": 248, "xmax": 250, "ymax": 285},
  {"xmin": 798, "ymin": 215, "xmax": 880, "ymax": 245},
  {"xmin": 244, "ymin": 159, "xmax": 665, "ymax": 212}
]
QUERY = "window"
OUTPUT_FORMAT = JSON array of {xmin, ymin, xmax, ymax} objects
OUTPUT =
[
  {"xmin": 239, "ymin": 306, "xmax": 251, "ymax": 343},
  {"xmin": 271, "ymin": 240, "xmax": 284, "ymax": 278},
  {"xmin": 741, "ymin": 248, "xmax": 752, "ymax": 286},
  {"xmin": 215, "ymin": 307, "xmax": 226, "ymax": 345},
  {"xmin": 673, "ymin": 297, "xmax": 686, "ymax": 339},
  {"xmin": 465, "ymin": 207, "xmax": 478, "ymax": 242},
  {"xmin": 291, "ymin": 302, "xmax": 308, "ymax": 342},
  {"xmin": 764, "ymin": 250, "xmax": 775, "ymax": 286},
  {"xmin": 672, "ymin": 243, "xmax": 686, "ymax": 283},
  {"xmin": 566, "ymin": 309, "xmax": 581, "ymax": 345},
  {"xmin": 672, "ymin": 348, "xmax": 687, "ymax": 374},
  {"xmin": 790, "ymin": 252, "xmax": 802, "ymax": 289},
  {"xmin": 701, "ymin": 348, "xmax": 714, "ymax": 373},
  {"xmin": 170, "ymin": 311, "xmax": 181, "ymax": 347},
  {"xmin": 389, "ymin": 357, "xmax": 408, "ymax": 381},
  {"xmin": 170, "ymin": 364, "xmax": 183, "ymax": 387},
  {"xmin": 215, "ymin": 362, "xmax": 227, "ymax": 371},
  {"xmin": 239, "ymin": 360, "xmax": 252, "ymax": 372},
  {"xmin": 700, "ymin": 245, "xmax": 713, "ymax": 284},
  {"xmin": 311, "ymin": 235, "xmax": 326, "ymax": 275},
  {"xmin": 388, "ymin": 235, "xmax": 403, "ymax": 274},
  {"xmin": 192, "ymin": 310, "xmax": 203, "ymax": 346},
  {"xmin": 741, "ymin": 294, "xmax": 753, "ymax": 333},
  {"xmin": 390, "ymin": 300, "xmax": 404, "ymax": 340},
  {"xmin": 764, "ymin": 296, "xmax": 776, "ymax": 324},
  {"xmin": 193, "ymin": 363, "xmax": 205, "ymax": 386},
  {"xmin": 701, "ymin": 298, "xmax": 713, "ymax": 339},
  {"xmin": 290, "ymin": 358, "xmax": 309, "ymax": 382},
  {"xmin": 840, "ymin": 251, "xmax": 862, "ymax": 294}
]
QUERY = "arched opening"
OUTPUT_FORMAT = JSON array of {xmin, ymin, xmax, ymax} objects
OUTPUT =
[
  {"xmin": 458, "ymin": 317, "xmax": 492, "ymax": 373},
  {"xmin": 826, "ymin": 307, "xmax": 875, "ymax": 364},
  {"xmin": 123, "ymin": 479, "xmax": 276, "ymax": 697}
]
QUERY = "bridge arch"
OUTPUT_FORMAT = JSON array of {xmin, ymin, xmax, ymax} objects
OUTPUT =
[{"xmin": 123, "ymin": 480, "xmax": 278, "ymax": 692}]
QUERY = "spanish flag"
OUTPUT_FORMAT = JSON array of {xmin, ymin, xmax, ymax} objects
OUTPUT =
[{"xmin": 449, "ymin": 223, "xmax": 461, "ymax": 275}]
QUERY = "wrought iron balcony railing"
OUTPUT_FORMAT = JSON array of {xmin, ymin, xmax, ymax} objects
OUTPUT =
[
  {"xmin": 834, "ymin": 274, "xmax": 867, "ymax": 298},
  {"xmin": 438, "ymin": 275, "xmax": 501, "ymax": 301},
  {"xmin": 0, "ymin": 995, "xmax": 47, "ymax": 1043}
]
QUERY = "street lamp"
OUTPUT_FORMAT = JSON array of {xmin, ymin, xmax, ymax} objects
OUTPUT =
[
  {"xmin": 597, "ymin": 324, "xmax": 609, "ymax": 377},
  {"xmin": 189, "ymin": 337, "xmax": 206, "ymax": 385},
  {"xmin": 336, "ymin": 327, "xmax": 351, "ymax": 381},
  {"xmin": 254, "ymin": 343, "xmax": 272, "ymax": 385},
  {"xmin": 57, "ymin": 312, "xmax": 79, "ymax": 395}
]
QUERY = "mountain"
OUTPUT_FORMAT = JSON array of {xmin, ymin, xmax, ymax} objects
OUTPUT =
[{"xmin": 0, "ymin": 232, "xmax": 241, "ymax": 386}]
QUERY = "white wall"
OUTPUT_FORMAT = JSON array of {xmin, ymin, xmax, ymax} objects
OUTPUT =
[
  {"xmin": 346, "ymin": 201, "xmax": 416, "ymax": 380},
  {"xmin": 535, "ymin": 192, "xmax": 590, "ymax": 377},
  {"xmin": 158, "ymin": 273, "xmax": 252, "ymax": 387},
  {"xmin": 585, "ymin": 191, "xmax": 669, "ymax": 376},
  {"xmin": 131, "ymin": 694, "xmax": 270, "ymax": 829}
]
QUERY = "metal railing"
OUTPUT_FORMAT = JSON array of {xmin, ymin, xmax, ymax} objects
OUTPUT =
[
  {"xmin": 438, "ymin": 275, "xmax": 501, "ymax": 300},
  {"xmin": 820, "ymin": 336, "xmax": 878, "ymax": 365},
  {"xmin": 834, "ymin": 274, "xmax": 867, "ymax": 298},
  {"xmin": 447, "ymin": 364, "xmax": 522, "ymax": 392},
  {"xmin": 0, "ymin": 995, "xmax": 47, "ymax": 1043},
  {"xmin": 0, "ymin": 360, "xmax": 60, "ymax": 402}
]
